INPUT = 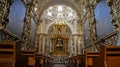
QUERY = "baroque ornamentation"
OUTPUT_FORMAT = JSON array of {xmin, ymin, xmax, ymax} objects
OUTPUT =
[
  {"xmin": 0, "ymin": 0, "xmax": 13, "ymax": 28},
  {"xmin": 85, "ymin": 0, "xmax": 98, "ymax": 51},
  {"xmin": 22, "ymin": 0, "xmax": 34, "ymax": 50},
  {"xmin": 106, "ymin": 0, "xmax": 120, "ymax": 45}
]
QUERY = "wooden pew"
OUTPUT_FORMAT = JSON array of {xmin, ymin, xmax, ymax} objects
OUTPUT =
[
  {"xmin": 77, "ymin": 54, "xmax": 84, "ymax": 67},
  {"xmin": 64, "ymin": 57, "xmax": 70, "ymax": 67},
  {"xmin": 69, "ymin": 57, "xmax": 73, "ymax": 67},
  {"xmin": 43, "ymin": 55, "xmax": 48, "ymax": 67},
  {"xmin": 35, "ymin": 54, "xmax": 53, "ymax": 67},
  {"xmin": 35, "ymin": 54, "xmax": 43, "ymax": 67},
  {"xmin": 73, "ymin": 56, "xmax": 77, "ymax": 67},
  {"xmin": 46, "ymin": 56, "xmax": 53, "ymax": 67},
  {"xmin": 0, "ymin": 41, "xmax": 21, "ymax": 67},
  {"xmin": 84, "ymin": 51, "xmax": 100, "ymax": 67},
  {"xmin": 65, "ymin": 55, "xmax": 83, "ymax": 67},
  {"xmin": 16, "ymin": 50, "xmax": 35, "ymax": 67},
  {"xmin": 93, "ymin": 45, "xmax": 120, "ymax": 67},
  {"xmin": 68, "ymin": 56, "xmax": 77, "ymax": 67}
]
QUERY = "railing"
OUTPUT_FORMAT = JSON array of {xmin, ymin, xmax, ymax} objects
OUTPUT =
[
  {"xmin": 0, "ymin": 28, "xmax": 21, "ymax": 41},
  {"xmin": 83, "ymin": 31, "xmax": 118, "ymax": 51},
  {"xmin": 95, "ymin": 31, "xmax": 118, "ymax": 51}
]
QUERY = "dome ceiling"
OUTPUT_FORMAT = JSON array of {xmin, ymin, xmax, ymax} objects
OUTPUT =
[
  {"xmin": 42, "ymin": 5, "xmax": 78, "ymax": 23},
  {"xmin": 39, "ymin": 5, "xmax": 79, "ymax": 34}
]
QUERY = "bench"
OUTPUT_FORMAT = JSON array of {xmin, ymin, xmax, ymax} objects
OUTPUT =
[
  {"xmin": 35, "ymin": 54, "xmax": 53, "ymax": 67},
  {"xmin": 93, "ymin": 45, "xmax": 120, "ymax": 67},
  {"xmin": 16, "ymin": 50, "xmax": 35, "ymax": 67},
  {"xmin": 77, "ymin": 54, "xmax": 84, "ymax": 67},
  {"xmin": 84, "ymin": 51, "xmax": 100, "ymax": 67},
  {"xmin": 0, "ymin": 41, "xmax": 21, "ymax": 67}
]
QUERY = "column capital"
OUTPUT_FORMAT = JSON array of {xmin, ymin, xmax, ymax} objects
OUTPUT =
[
  {"xmin": 106, "ymin": 0, "xmax": 113, "ymax": 6},
  {"xmin": 22, "ymin": 0, "xmax": 34, "ymax": 7}
]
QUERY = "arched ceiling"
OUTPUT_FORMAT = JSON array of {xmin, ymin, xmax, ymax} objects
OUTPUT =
[
  {"xmin": 34, "ymin": 0, "xmax": 99, "ymax": 34},
  {"xmin": 36, "ymin": 0, "xmax": 83, "ymax": 20},
  {"xmin": 40, "ymin": 5, "xmax": 79, "ymax": 34},
  {"xmin": 48, "ymin": 23, "xmax": 72, "ymax": 34},
  {"xmin": 42, "ymin": 5, "xmax": 78, "ymax": 22}
]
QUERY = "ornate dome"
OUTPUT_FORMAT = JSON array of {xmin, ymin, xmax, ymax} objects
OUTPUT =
[{"xmin": 42, "ymin": 5, "xmax": 78, "ymax": 23}]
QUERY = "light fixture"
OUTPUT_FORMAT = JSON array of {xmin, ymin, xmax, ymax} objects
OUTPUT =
[
  {"xmin": 47, "ymin": 11, "xmax": 52, "ymax": 16},
  {"xmin": 58, "ymin": 5, "xmax": 62, "ymax": 11},
  {"xmin": 34, "ymin": 7, "xmax": 37, "ymax": 11}
]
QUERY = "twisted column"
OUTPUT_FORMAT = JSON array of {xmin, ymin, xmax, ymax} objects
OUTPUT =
[
  {"xmin": 0, "ymin": 0, "xmax": 13, "ymax": 28},
  {"xmin": 86, "ymin": 1, "xmax": 99, "ymax": 51},
  {"xmin": 107, "ymin": 0, "xmax": 120, "ymax": 45},
  {"xmin": 22, "ymin": 0, "xmax": 33, "ymax": 50}
]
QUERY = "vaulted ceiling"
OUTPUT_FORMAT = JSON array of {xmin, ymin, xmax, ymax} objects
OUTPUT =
[
  {"xmin": 32, "ymin": 0, "xmax": 99, "ymax": 34},
  {"xmin": 34, "ymin": 0, "xmax": 99, "ymax": 22}
]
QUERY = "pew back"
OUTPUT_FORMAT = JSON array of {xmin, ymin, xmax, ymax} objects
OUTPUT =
[
  {"xmin": 0, "ymin": 41, "xmax": 21, "ymax": 67},
  {"xmin": 84, "ymin": 51, "xmax": 100, "ymax": 67},
  {"xmin": 77, "ymin": 54, "xmax": 84, "ymax": 67},
  {"xmin": 100, "ymin": 45, "xmax": 120, "ymax": 67},
  {"xmin": 21, "ymin": 50, "xmax": 35, "ymax": 67}
]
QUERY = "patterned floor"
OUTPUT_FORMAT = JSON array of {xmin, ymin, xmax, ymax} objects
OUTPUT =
[{"xmin": 52, "ymin": 63, "xmax": 66, "ymax": 67}]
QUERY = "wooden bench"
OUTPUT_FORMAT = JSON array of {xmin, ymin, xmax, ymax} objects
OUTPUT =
[
  {"xmin": 73, "ymin": 56, "xmax": 77, "ymax": 67},
  {"xmin": 84, "ymin": 51, "xmax": 100, "ymax": 67},
  {"xmin": 35, "ymin": 54, "xmax": 53, "ymax": 67},
  {"xmin": 35, "ymin": 54, "xmax": 44, "ymax": 67},
  {"xmin": 67, "ymin": 56, "xmax": 77, "ymax": 67},
  {"xmin": 93, "ymin": 45, "xmax": 120, "ymax": 67},
  {"xmin": 16, "ymin": 50, "xmax": 35, "ymax": 67},
  {"xmin": 64, "ymin": 57, "xmax": 70, "ymax": 67},
  {"xmin": 77, "ymin": 54, "xmax": 84, "ymax": 67},
  {"xmin": 0, "ymin": 41, "xmax": 21, "ymax": 67},
  {"xmin": 45, "ymin": 56, "xmax": 53, "ymax": 67}
]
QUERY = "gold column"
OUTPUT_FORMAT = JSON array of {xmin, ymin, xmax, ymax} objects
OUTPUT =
[
  {"xmin": 64, "ymin": 38, "xmax": 67, "ymax": 54},
  {"xmin": 42, "ymin": 34, "xmax": 47, "ymax": 54},
  {"xmin": 35, "ymin": 24, "xmax": 40, "ymax": 52},
  {"xmin": 78, "ymin": 20, "xmax": 85, "ymax": 54},
  {"xmin": 72, "ymin": 34, "xmax": 78, "ymax": 56},
  {"xmin": 36, "ymin": 34, "xmax": 40, "ymax": 53},
  {"xmin": 52, "ymin": 38, "xmax": 55, "ymax": 54},
  {"xmin": 35, "ymin": 21, "xmax": 42, "ymax": 53},
  {"xmin": 39, "ymin": 34, "xmax": 43, "ymax": 53},
  {"xmin": 76, "ymin": 35, "xmax": 78, "ymax": 55},
  {"xmin": 39, "ymin": 33, "xmax": 47, "ymax": 54}
]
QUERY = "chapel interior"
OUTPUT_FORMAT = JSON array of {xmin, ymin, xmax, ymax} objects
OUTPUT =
[{"xmin": 0, "ymin": 0, "xmax": 120, "ymax": 67}]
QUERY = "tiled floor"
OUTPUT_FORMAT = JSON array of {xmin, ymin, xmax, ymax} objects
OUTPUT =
[{"xmin": 52, "ymin": 63, "xmax": 66, "ymax": 67}]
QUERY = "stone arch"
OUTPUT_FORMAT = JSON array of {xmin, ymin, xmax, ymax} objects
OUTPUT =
[
  {"xmin": 47, "ymin": 23, "xmax": 72, "ymax": 34},
  {"xmin": 46, "ymin": 21, "xmax": 74, "ymax": 34}
]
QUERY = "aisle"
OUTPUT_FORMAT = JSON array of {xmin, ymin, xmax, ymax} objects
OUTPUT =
[{"xmin": 52, "ymin": 63, "xmax": 66, "ymax": 67}]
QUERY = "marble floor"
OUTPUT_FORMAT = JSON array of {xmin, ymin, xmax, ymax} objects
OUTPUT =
[{"xmin": 52, "ymin": 63, "xmax": 66, "ymax": 67}]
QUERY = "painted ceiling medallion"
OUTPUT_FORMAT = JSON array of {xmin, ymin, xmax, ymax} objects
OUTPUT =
[{"xmin": 44, "ymin": 5, "xmax": 78, "ymax": 23}]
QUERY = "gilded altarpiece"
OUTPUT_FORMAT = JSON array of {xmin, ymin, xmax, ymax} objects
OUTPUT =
[{"xmin": 51, "ymin": 22, "xmax": 68, "ymax": 56}]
